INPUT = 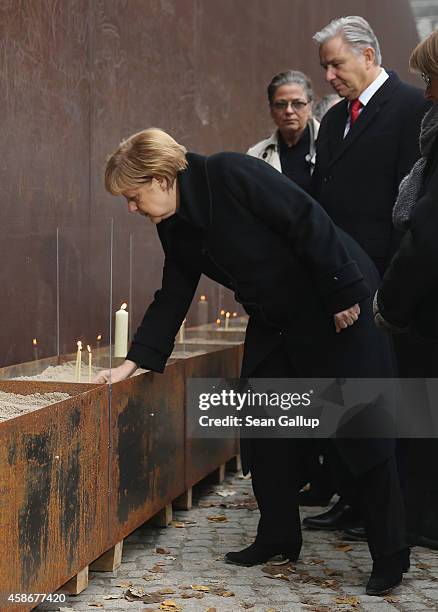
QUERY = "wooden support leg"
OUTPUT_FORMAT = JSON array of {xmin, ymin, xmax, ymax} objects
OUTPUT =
[
  {"xmin": 228, "ymin": 454, "xmax": 242, "ymax": 472},
  {"xmin": 213, "ymin": 463, "xmax": 226, "ymax": 484},
  {"xmin": 150, "ymin": 503, "xmax": 173, "ymax": 526},
  {"xmin": 173, "ymin": 488, "xmax": 193, "ymax": 510},
  {"xmin": 90, "ymin": 540, "xmax": 123, "ymax": 572},
  {"xmin": 61, "ymin": 566, "xmax": 89, "ymax": 595}
]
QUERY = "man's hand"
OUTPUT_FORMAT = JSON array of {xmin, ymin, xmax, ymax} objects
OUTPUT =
[
  {"xmin": 93, "ymin": 359, "xmax": 138, "ymax": 384},
  {"xmin": 334, "ymin": 303, "xmax": 360, "ymax": 333}
]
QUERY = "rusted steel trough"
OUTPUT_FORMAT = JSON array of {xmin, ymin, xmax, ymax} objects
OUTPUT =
[{"xmin": 0, "ymin": 333, "xmax": 245, "ymax": 611}]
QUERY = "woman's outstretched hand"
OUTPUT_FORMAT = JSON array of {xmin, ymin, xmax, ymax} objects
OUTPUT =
[
  {"xmin": 334, "ymin": 303, "xmax": 360, "ymax": 333},
  {"xmin": 93, "ymin": 359, "xmax": 138, "ymax": 384}
]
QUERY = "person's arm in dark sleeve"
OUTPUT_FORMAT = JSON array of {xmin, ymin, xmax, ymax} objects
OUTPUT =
[
  {"xmin": 225, "ymin": 155, "xmax": 370, "ymax": 315},
  {"xmin": 377, "ymin": 162, "xmax": 438, "ymax": 329},
  {"xmin": 126, "ymin": 256, "xmax": 201, "ymax": 371}
]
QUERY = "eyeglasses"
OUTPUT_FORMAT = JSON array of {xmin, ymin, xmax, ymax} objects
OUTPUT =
[
  {"xmin": 271, "ymin": 100, "xmax": 309, "ymax": 112},
  {"xmin": 421, "ymin": 72, "xmax": 432, "ymax": 87}
]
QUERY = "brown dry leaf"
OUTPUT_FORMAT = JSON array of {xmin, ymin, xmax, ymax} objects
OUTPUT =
[
  {"xmin": 265, "ymin": 609, "xmax": 280, "ymax": 612},
  {"xmin": 88, "ymin": 605, "xmax": 103, "ymax": 609},
  {"xmin": 171, "ymin": 521, "xmax": 186, "ymax": 528},
  {"xmin": 241, "ymin": 604, "xmax": 255, "ymax": 609},
  {"xmin": 207, "ymin": 515, "xmax": 228, "ymax": 522},
  {"xmin": 190, "ymin": 585, "xmax": 210, "ymax": 592},
  {"xmin": 335, "ymin": 544, "xmax": 353, "ymax": 553},
  {"xmin": 417, "ymin": 562, "xmax": 431, "ymax": 569},
  {"xmin": 103, "ymin": 595, "xmax": 120, "ymax": 600},
  {"xmin": 156, "ymin": 547, "xmax": 171, "ymax": 554},
  {"xmin": 159, "ymin": 601, "xmax": 182, "ymax": 611},
  {"xmin": 206, "ymin": 608, "xmax": 217, "ymax": 612},
  {"xmin": 222, "ymin": 591, "xmax": 235, "ymax": 597},
  {"xmin": 142, "ymin": 574, "xmax": 157, "ymax": 581},
  {"xmin": 384, "ymin": 595, "xmax": 400, "ymax": 603},
  {"xmin": 334, "ymin": 596, "xmax": 360, "ymax": 607},
  {"xmin": 149, "ymin": 564, "xmax": 166, "ymax": 573},
  {"xmin": 308, "ymin": 558, "xmax": 324, "ymax": 565},
  {"xmin": 158, "ymin": 588, "xmax": 176, "ymax": 595},
  {"xmin": 181, "ymin": 592, "xmax": 205, "ymax": 599},
  {"xmin": 267, "ymin": 573, "xmax": 290, "ymax": 581},
  {"xmin": 262, "ymin": 563, "xmax": 295, "ymax": 577},
  {"xmin": 323, "ymin": 568, "xmax": 341, "ymax": 576}
]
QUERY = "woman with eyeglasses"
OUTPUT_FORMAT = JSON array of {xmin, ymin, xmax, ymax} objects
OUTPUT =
[
  {"xmin": 247, "ymin": 70, "xmax": 319, "ymax": 193},
  {"xmin": 374, "ymin": 31, "xmax": 438, "ymax": 550}
]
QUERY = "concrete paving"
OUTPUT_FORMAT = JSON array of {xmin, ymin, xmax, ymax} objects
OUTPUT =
[{"xmin": 38, "ymin": 471, "xmax": 438, "ymax": 612}]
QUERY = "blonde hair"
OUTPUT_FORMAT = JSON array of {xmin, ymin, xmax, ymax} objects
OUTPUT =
[
  {"xmin": 410, "ymin": 31, "xmax": 438, "ymax": 78},
  {"xmin": 105, "ymin": 128, "xmax": 187, "ymax": 194}
]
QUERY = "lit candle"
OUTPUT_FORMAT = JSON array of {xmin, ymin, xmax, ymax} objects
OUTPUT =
[
  {"xmin": 225, "ymin": 312, "xmax": 230, "ymax": 330},
  {"xmin": 178, "ymin": 319, "xmax": 186, "ymax": 343},
  {"xmin": 32, "ymin": 338, "xmax": 39, "ymax": 361},
  {"xmin": 220, "ymin": 309, "xmax": 225, "ymax": 320},
  {"xmin": 114, "ymin": 303, "xmax": 129, "ymax": 357},
  {"xmin": 75, "ymin": 341, "xmax": 82, "ymax": 382},
  {"xmin": 216, "ymin": 318, "xmax": 221, "ymax": 327},
  {"xmin": 87, "ymin": 345, "xmax": 92, "ymax": 382},
  {"xmin": 197, "ymin": 294, "xmax": 209, "ymax": 326}
]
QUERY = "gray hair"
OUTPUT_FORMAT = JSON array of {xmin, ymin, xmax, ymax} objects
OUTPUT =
[
  {"xmin": 267, "ymin": 70, "xmax": 314, "ymax": 105},
  {"xmin": 313, "ymin": 16, "xmax": 382, "ymax": 66}
]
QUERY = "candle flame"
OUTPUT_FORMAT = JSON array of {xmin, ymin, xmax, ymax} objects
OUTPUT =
[
  {"xmin": 96, "ymin": 334, "xmax": 102, "ymax": 341},
  {"xmin": 200, "ymin": 294, "xmax": 206, "ymax": 301},
  {"xmin": 87, "ymin": 345, "xmax": 91, "ymax": 353},
  {"xmin": 232, "ymin": 312, "xmax": 237, "ymax": 317},
  {"xmin": 226, "ymin": 312, "xmax": 230, "ymax": 318},
  {"xmin": 77, "ymin": 340, "xmax": 82, "ymax": 350},
  {"xmin": 220, "ymin": 309, "xmax": 225, "ymax": 315},
  {"xmin": 32, "ymin": 338, "xmax": 37, "ymax": 346},
  {"xmin": 121, "ymin": 303, "xmax": 127, "ymax": 310},
  {"xmin": 216, "ymin": 318, "xmax": 221, "ymax": 325}
]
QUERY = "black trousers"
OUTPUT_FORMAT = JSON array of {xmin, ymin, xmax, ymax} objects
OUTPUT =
[{"xmin": 248, "ymin": 344, "xmax": 407, "ymax": 560}]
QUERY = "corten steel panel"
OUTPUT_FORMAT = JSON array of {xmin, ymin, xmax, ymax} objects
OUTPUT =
[
  {"xmin": 108, "ymin": 362, "xmax": 186, "ymax": 543},
  {"xmin": 183, "ymin": 345, "xmax": 240, "ymax": 488},
  {"xmin": 0, "ymin": 0, "xmax": 420, "ymax": 368},
  {"xmin": 0, "ymin": 381, "xmax": 109, "ymax": 611}
]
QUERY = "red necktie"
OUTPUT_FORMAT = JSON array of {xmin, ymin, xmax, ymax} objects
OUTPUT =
[{"xmin": 350, "ymin": 98, "xmax": 362, "ymax": 127}]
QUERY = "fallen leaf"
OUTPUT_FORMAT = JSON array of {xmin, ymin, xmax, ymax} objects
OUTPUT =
[
  {"xmin": 171, "ymin": 521, "xmax": 186, "ymax": 528},
  {"xmin": 217, "ymin": 489, "xmax": 236, "ymax": 497},
  {"xmin": 384, "ymin": 595, "xmax": 400, "ymax": 603},
  {"xmin": 307, "ymin": 558, "xmax": 324, "ymax": 565},
  {"xmin": 166, "ymin": 555, "xmax": 177, "ymax": 560},
  {"xmin": 206, "ymin": 608, "xmax": 217, "ymax": 612},
  {"xmin": 190, "ymin": 585, "xmax": 210, "ymax": 591},
  {"xmin": 160, "ymin": 601, "xmax": 182, "ymax": 611},
  {"xmin": 323, "ymin": 568, "xmax": 342, "ymax": 576},
  {"xmin": 241, "ymin": 604, "xmax": 255, "ymax": 609},
  {"xmin": 158, "ymin": 588, "xmax": 176, "ymax": 595},
  {"xmin": 149, "ymin": 564, "xmax": 166, "ymax": 573},
  {"xmin": 210, "ymin": 586, "xmax": 235, "ymax": 597},
  {"xmin": 103, "ymin": 595, "xmax": 120, "ymax": 600},
  {"xmin": 181, "ymin": 592, "xmax": 204, "ymax": 599},
  {"xmin": 417, "ymin": 562, "xmax": 431, "ymax": 569},
  {"xmin": 156, "ymin": 547, "xmax": 171, "ymax": 554},
  {"xmin": 335, "ymin": 544, "xmax": 353, "ymax": 553},
  {"xmin": 267, "ymin": 573, "xmax": 290, "ymax": 581},
  {"xmin": 222, "ymin": 591, "xmax": 235, "ymax": 597},
  {"xmin": 207, "ymin": 515, "xmax": 228, "ymax": 522},
  {"xmin": 334, "ymin": 596, "xmax": 360, "ymax": 607},
  {"xmin": 142, "ymin": 574, "xmax": 157, "ymax": 581},
  {"xmin": 265, "ymin": 609, "xmax": 280, "ymax": 612},
  {"xmin": 87, "ymin": 605, "xmax": 103, "ymax": 609}
]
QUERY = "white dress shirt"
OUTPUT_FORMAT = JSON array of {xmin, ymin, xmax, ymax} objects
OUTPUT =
[{"xmin": 343, "ymin": 67, "xmax": 389, "ymax": 138}]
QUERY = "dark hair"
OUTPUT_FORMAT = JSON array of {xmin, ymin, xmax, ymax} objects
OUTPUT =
[{"xmin": 267, "ymin": 70, "xmax": 314, "ymax": 105}]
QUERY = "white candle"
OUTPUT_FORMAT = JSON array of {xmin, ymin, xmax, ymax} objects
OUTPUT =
[
  {"xmin": 96, "ymin": 334, "xmax": 102, "ymax": 366},
  {"xmin": 225, "ymin": 312, "xmax": 230, "ymax": 330},
  {"xmin": 32, "ymin": 338, "xmax": 39, "ymax": 361},
  {"xmin": 216, "ymin": 318, "xmax": 221, "ymax": 327},
  {"xmin": 178, "ymin": 319, "xmax": 186, "ymax": 343},
  {"xmin": 87, "ymin": 345, "xmax": 92, "ymax": 382},
  {"xmin": 75, "ymin": 341, "xmax": 82, "ymax": 382},
  {"xmin": 197, "ymin": 294, "xmax": 209, "ymax": 326},
  {"xmin": 114, "ymin": 303, "xmax": 129, "ymax": 357}
]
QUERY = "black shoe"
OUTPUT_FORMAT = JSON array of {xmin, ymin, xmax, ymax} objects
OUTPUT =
[
  {"xmin": 344, "ymin": 525, "xmax": 367, "ymax": 541},
  {"xmin": 299, "ymin": 489, "xmax": 333, "ymax": 507},
  {"xmin": 366, "ymin": 549, "xmax": 408, "ymax": 596},
  {"xmin": 225, "ymin": 542, "xmax": 300, "ymax": 567},
  {"xmin": 303, "ymin": 500, "xmax": 360, "ymax": 531}
]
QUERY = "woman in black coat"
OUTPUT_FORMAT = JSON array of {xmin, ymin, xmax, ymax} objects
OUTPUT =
[
  {"xmin": 375, "ymin": 31, "xmax": 438, "ymax": 549},
  {"xmin": 98, "ymin": 127, "xmax": 407, "ymax": 595}
]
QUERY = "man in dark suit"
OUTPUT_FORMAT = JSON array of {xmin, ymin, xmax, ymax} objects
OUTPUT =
[{"xmin": 306, "ymin": 15, "xmax": 429, "ymax": 536}]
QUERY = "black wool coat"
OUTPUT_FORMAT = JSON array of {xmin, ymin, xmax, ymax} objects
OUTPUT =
[
  {"xmin": 312, "ymin": 71, "xmax": 429, "ymax": 277},
  {"xmin": 127, "ymin": 152, "xmax": 396, "ymax": 474},
  {"xmin": 378, "ymin": 135, "xmax": 438, "ymax": 344}
]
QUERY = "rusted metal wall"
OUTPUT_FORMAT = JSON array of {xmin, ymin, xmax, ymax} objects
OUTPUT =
[{"xmin": 0, "ymin": 0, "xmax": 420, "ymax": 367}]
